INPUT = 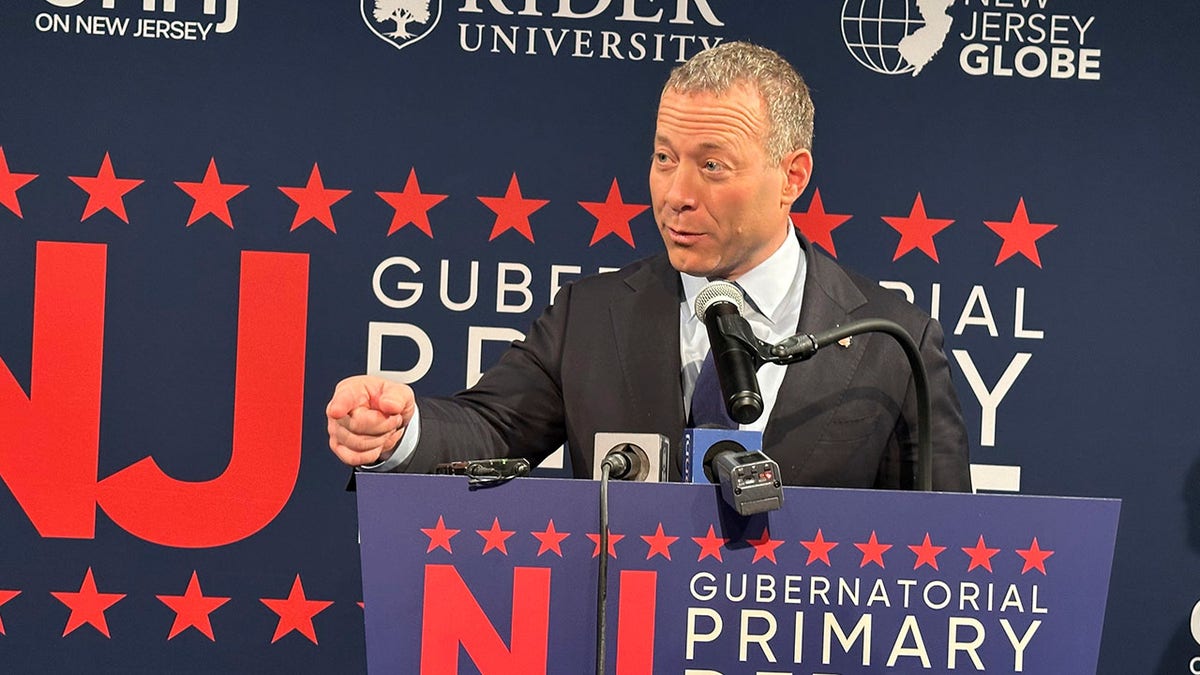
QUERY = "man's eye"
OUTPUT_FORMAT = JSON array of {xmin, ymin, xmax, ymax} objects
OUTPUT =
[{"xmin": 703, "ymin": 160, "xmax": 723, "ymax": 171}]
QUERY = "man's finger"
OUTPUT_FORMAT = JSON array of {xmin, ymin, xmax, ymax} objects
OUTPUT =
[
  {"xmin": 374, "ymin": 382, "xmax": 415, "ymax": 416},
  {"xmin": 337, "ymin": 407, "xmax": 402, "ymax": 436},
  {"xmin": 329, "ymin": 439, "xmax": 381, "ymax": 467},
  {"xmin": 326, "ymin": 381, "xmax": 372, "ymax": 419},
  {"xmin": 331, "ymin": 408, "xmax": 405, "ymax": 444}
]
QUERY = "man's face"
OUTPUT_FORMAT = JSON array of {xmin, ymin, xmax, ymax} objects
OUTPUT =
[{"xmin": 649, "ymin": 84, "xmax": 806, "ymax": 280}]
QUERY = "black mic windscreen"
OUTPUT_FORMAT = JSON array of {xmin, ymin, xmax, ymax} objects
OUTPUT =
[{"xmin": 702, "ymin": 439, "xmax": 748, "ymax": 483}]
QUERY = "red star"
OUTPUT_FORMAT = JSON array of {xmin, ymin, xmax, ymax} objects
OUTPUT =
[
  {"xmin": 881, "ymin": 193, "xmax": 955, "ymax": 262},
  {"xmin": 50, "ymin": 567, "xmax": 126, "ymax": 638},
  {"xmin": 854, "ymin": 531, "xmax": 893, "ymax": 569},
  {"xmin": 789, "ymin": 189, "xmax": 852, "ymax": 257},
  {"xmin": 68, "ymin": 152, "xmax": 144, "ymax": 223},
  {"xmin": 962, "ymin": 535, "xmax": 1001, "ymax": 573},
  {"xmin": 579, "ymin": 178, "xmax": 649, "ymax": 247},
  {"xmin": 476, "ymin": 517, "xmax": 516, "ymax": 555},
  {"xmin": 260, "ymin": 575, "xmax": 334, "ymax": 644},
  {"xmin": 0, "ymin": 147, "xmax": 37, "ymax": 218},
  {"xmin": 984, "ymin": 198, "xmax": 1057, "ymax": 267},
  {"xmin": 1016, "ymin": 537, "xmax": 1055, "ymax": 575},
  {"xmin": 478, "ymin": 173, "xmax": 548, "ymax": 242},
  {"xmin": 156, "ymin": 571, "xmax": 231, "ymax": 640},
  {"xmin": 641, "ymin": 523, "xmax": 680, "ymax": 560},
  {"xmin": 376, "ymin": 167, "xmax": 448, "ymax": 237},
  {"xmin": 692, "ymin": 524, "xmax": 728, "ymax": 562},
  {"xmin": 421, "ymin": 515, "xmax": 460, "ymax": 553},
  {"xmin": 0, "ymin": 589, "xmax": 20, "ymax": 635},
  {"xmin": 174, "ymin": 158, "xmax": 248, "ymax": 228},
  {"xmin": 278, "ymin": 163, "xmax": 351, "ymax": 233},
  {"xmin": 747, "ymin": 527, "xmax": 785, "ymax": 564},
  {"xmin": 800, "ymin": 528, "xmax": 839, "ymax": 567},
  {"xmin": 532, "ymin": 519, "xmax": 571, "ymax": 557},
  {"xmin": 586, "ymin": 531, "xmax": 625, "ymax": 559},
  {"xmin": 908, "ymin": 532, "xmax": 947, "ymax": 570}
]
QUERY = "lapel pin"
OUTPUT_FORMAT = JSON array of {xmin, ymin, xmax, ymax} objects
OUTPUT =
[{"xmin": 837, "ymin": 336, "xmax": 852, "ymax": 349}]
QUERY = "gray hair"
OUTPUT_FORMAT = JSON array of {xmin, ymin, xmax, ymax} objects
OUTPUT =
[{"xmin": 663, "ymin": 41, "xmax": 815, "ymax": 163}]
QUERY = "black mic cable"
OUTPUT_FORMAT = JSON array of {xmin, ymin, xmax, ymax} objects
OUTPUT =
[
  {"xmin": 594, "ymin": 444, "xmax": 644, "ymax": 675},
  {"xmin": 595, "ymin": 459, "xmax": 613, "ymax": 675}
]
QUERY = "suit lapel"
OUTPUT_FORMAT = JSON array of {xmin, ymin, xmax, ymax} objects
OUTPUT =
[
  {"xmin": 609, "ymin": 256, "xmax": 686, "ymax": 469},
  {"xmin": 764, "ymin": 236, "xmax": 869, "ymax": 451}
]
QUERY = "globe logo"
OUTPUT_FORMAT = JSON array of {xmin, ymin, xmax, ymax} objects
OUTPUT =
[{"xmin": 841, "ymin": 0, "xmax": 955, "ymax": 76}]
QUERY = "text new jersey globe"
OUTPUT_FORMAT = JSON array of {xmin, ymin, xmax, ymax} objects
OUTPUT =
[{"xmin": 841, "ymin": 0, "xmax": 928, "ymax": 75}]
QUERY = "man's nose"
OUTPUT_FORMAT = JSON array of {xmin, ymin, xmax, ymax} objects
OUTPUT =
[{"xmin": 662, "ymin": 165, "xmax": 699, "ymax": 213}]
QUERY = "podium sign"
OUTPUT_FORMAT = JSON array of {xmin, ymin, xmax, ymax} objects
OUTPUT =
[{"xmin": 358, "ymin": 474, "xmax": 1119, "ymax": 674}]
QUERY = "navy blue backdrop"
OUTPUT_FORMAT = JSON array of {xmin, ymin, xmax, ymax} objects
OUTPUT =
[{"xmin": 0, "ymin": 1, "xmax": 1197, "ymax": 673}]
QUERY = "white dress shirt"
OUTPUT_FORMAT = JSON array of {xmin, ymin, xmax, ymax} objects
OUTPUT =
[{"xmin": 679, "ymin": 229, "xmax": 806, "ymax": 431}]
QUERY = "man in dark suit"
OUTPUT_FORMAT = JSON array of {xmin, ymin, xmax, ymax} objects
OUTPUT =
[{"xmin": 326, "ymin": 42, "xmax": 971, "ymax": 491}]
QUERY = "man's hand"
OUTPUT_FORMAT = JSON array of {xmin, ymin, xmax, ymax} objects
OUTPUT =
[{"xmin": 326, "ymin": 375, "xmax": 416, "ymax": 467}]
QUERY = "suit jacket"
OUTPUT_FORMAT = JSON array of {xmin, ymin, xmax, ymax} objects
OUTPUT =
[{"xmin": 404, "ymin": 235, "xmax": 972, "ymax": 491}]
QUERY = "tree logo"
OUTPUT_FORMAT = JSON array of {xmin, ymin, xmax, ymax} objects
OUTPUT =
[{"xmin": 361, "ymin": 0, "xmax": 441, "ymax": 51}]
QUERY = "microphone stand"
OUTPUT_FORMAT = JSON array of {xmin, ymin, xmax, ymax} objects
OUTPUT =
[{"xmin": 719, "ymin": 316, "xmax": 934, "ymax": 491}]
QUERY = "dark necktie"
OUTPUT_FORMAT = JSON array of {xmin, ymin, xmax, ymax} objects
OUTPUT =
[{"xmin": 689, "ymin": 349, "xmax": 738, "ymax": 429}]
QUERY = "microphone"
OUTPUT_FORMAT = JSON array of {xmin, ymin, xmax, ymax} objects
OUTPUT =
[
  {"xmin": 600, "ymin": 444, "xmax": 645, "ymax": 480},
  {"xmin": 694, "ymin": 281, "xmax": 764, "ymax": 424},
  {"xmin": 590, "ymin": 432, "xmax": 669, "ymax": 482},
  {"xmin": 684, "ymin": 427, "xmax": 763, "ymax": 483},
  {"xmin": 701, "ymin": 439, "xmax": 784, "ymax": 516}
]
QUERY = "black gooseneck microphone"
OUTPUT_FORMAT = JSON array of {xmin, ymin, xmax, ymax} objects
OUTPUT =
[
  {"xmin": 694, "ymin": 280, "xmax": 764, "ymax": 424},
  {"xmin": 686, "ymin": 283, "xmax": 937, "ymax": 491}
]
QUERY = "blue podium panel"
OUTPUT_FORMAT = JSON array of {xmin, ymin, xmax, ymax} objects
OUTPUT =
[{"xmin": 358, "ymin": 474, "xmax": 1119, "ymax": 675}]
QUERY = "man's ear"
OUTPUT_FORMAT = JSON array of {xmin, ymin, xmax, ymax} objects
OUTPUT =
[{"xmin": 780, "ymin": 149, "xmax": 814, "ymax": 208}]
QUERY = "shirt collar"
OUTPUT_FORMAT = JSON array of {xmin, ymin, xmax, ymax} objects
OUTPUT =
[{"xmin": 680, "ymin": 227, "xmax": 802, "ymax": 326}]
